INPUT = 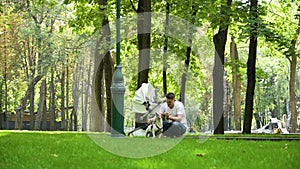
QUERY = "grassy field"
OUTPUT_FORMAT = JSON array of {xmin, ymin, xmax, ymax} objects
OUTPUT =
[{"xmin": 0, "ymin": 131, "xmax": 299, "ymax": 169}]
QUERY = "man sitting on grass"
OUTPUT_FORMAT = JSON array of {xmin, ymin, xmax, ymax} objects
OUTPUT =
[{"xmin": 149, "ymin": 92, "xmax": 187, "ymax": 137}]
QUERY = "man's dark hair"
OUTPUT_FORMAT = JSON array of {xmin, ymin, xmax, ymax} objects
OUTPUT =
[{"xmin": 166, "ymin": 92, "xmax": 175, "ymax": 99}]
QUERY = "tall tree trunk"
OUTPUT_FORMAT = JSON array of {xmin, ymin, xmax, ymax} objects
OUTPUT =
[
  {"xmin": 29, "ymin": 80, "xmax": 35, "ymax": 130},
  {"xmin": 4, "ymin": 59, "xmax": 9, "ymax": 129},
  {"xmin": 88, "ymin": 0, "xmax": 114, "ymax": 132},
  {"xmin": 136, "ymin": 0, "xmax": 151, "ymax": 128},
  {"xmin": 82, "ymin": 57, "xmax": 92, "ymax": 131},
  {"xmin": 102, "ymin": 20, "xmax": 113, "ymax": 133},
  {"xmin": 50, "ymin": 68, "xmax": 56, "ymax": 130},
  {"xmin": 0, "ymin": 81, "xmax": 3, "ymax": 129},
  {"xmin": 93, "ymin": 59, "xmax": 105, "ymax": 132},
  {"xmin": 213, "ymin": 0, "xmax": 232, "ymax": 134},
  {"xmin": 73, "ymin": 109, "xmax": 78, "ymax": 131},
  {"xmin": 80, "ymin": 60, "xmax": 86, "ymax": 130},
  {"xmin": 15, "ymin": 75, "xmax": 42, "ymax": 130},
  {"xmin": 1, "ymin": 8, "xmax": 7, "ymax": 129},
  {"xmin": 15, "ymin": 105, "xmax": 22, "ymax": 130},
  {"xmin": 224, "ymin": 73, "xmax": 231, "ymax": 131},
  {"xmin": 290, "ymin": 53, "xmax": 298, "ymax": 133},
  {"xmin": 104, "ymin": 51, "xmax": 113, "ymax": 132},
  {"xmin": 66, "ymin": 59, "xmax": 71, "ymax": 130},
  {"xmin": 163, "ymin": 2, "xmax": 170, "ymax": 95},
  {"xmin": 34, "ymin": 80, "xmax": 46, "ymax": 130},
  {"xmin": 243, "ymin": 0, "xmax": 258, "ymax": 134},
  {"xmin": 73, "ymin": 60, "xmax": 81, "ymax": 131},
  {"xmin": 60, "ymin": 69, "xmax": 66, "ymax": 130},
  {"xmin": 230, "ymin": 36, "xmax": 241, "ymax": 130},
  {"xmin": 41, "ymin": 80, "xmax": 47, "ymax": 130},
  {"xmin": 289, "ymin": 7, "xmax": 300, "ymax": 133},
  {"xmin": 254, "ymin": 113, "xmax": 261, "ymax": 129},
  {"xmin": 137, "ymin": 0, "xmax": 151, "ymax": 88},
  {"xmin": 92, "ymin": 26, "xmax": 105, "ymax": 131},
  {"xmin": 180, "ymin": 8, "xmax": 197, "ymax": 104}
]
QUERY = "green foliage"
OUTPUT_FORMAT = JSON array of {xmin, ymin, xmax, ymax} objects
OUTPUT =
[
  {"xmin": 65, "ymin": 0, "xmax": 116, "ymax": 35},
  {"xmin": 1, "ymin": 0, "xmax": 300, "ymax": 131},
  {"xmin": 262, "ymin": 0, "xmax": 299, "ymax": 56}
]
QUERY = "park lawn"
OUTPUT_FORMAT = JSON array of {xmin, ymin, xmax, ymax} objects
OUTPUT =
[{"xmin": 0, "ymin": 131, "xmax": 299, "ymax": 169}]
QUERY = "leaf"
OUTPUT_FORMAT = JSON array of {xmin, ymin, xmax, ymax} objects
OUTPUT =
[{"xmin": 196, "ymin": 153, "xmax": 205, "ymax": 157}]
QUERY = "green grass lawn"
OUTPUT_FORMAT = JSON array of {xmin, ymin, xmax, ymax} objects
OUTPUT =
[{"xmin": 0, "ymin": 131, "xmax": 299, "ymax": 169}]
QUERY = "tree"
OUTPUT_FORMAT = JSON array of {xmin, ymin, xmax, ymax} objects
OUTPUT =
[
  {"xmin": 213, "ymin": 0, "xmax": 232, "ymax": 134},
  {"xmin": 230, "ymin": 36, "xmax": 242, "ymax": 130},
  {"xmin": 261, "ymin": 0, "xmax": 299, "ymax": 133},
  {"xmin": 243, "ymin": 0, "xmax": 258, "ymax": 134},
  {"xmin": 163, "ymin": 2, "xmax": 170, "ymax": 95},
  {"xmin": 179, "ymin": 6, "xmax": 197, "ymax": 104},
  {"xmin": 135, "ymin": 0, "xmax": 151, "ymax": 128},
  {"xmin": 287, "ymin": 7, "xmax": 300, "ymax": 133},
  {"xmin": 100, "ymin": 0, "xmax": 114, "ymax": 132},
  {"xmin": 65, "ymin": 0, "xmax": 114, "ymax": 132}
]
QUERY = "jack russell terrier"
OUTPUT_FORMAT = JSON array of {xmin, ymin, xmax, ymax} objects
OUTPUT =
[{"xmin": 145, "ymin": 113, "xmax": 163, "ymax": 138}]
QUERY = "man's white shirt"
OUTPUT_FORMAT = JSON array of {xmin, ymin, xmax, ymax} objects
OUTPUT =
[{"xmin": 159, "ymin": 100, "xmax": 188, "ymax": 128}]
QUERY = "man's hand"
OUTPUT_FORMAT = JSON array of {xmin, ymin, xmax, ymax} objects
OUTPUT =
[
  {"xmin": 161, "ymin": 112, "xmax": 170, "ymax": 120},
  {"xmin": 164, "ymin": 112, "xmax": 170, "ymax": 117}
]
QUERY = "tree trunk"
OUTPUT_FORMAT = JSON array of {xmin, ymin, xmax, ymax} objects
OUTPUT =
[
  {"xmin": 41, "ymin": 80, "xmax": 47, "ymax": 130},
  {"xmin": 60, "ymin": 69, "xmax": 66, "ymax": 130},
  {"xmin": 102, "ymin": 19, "xmax": 113, "ymax": 133},
  {"xmin": 213, "ymin": 0, "xmax": 232, "ymax": 134},
  {"xmin": 93, "ymin": 58, "xmax": 105, "ymax": 132},
  {"xmin": 230, "ymin": 36, "xmax": 241, "ymax": 130},
  {"xmin": 136, "ymin": 0, "xmax": 151, "ymax": 128},
  {"xmin": 1, "ymin": 12, "xmax": 7, "ymax": 129},
  {"xmin": 66, "ymin": 59, "xmax": 70, "ymax": 130},
  {"xmin": 180, "ymin": 8, "xmax": 197, "ymax": 105},
  {"xmin": 73, "ymin": 60, "xmax": 81, "ymax": 130},
  {"xmin": 290, "ymin": 53, "xmax": 298, "ymax": 133},
  {"xmin": 29, "ymin": 80, "xmax": 35, "ymax": 130},
  {"xmin": 81, "ymin": 62, "xmax": 85, "ymax": 129},
  {"xmin": 224, "ymin": 74, "xmax": 231, "ymax": 131},
  {"xmin": 35, "ymin": 80, "xmax": 46, "ymax": 130},
  {"xmin": 254, "ymin": 113, "xmax": 261, "ymax": 129},
  {"xmin": 15, "ymin": 105, "xmax": 22, "ymax": 130},
  {"xmin": 4, "ymin": 65, "xmax": 9, "ymax": 129},
  {"xmin": 289, "ymin": 8, "xmax": 300, "ymax": 133},
  {"xmin": 243, "ymin": 0, "xmax": 258, "ymax": 134},
  {"xmin": 82, "ymin": 57, "xmax": 91, "ymax": 131},
  {"xmin": 15, "ymin": 75, "xmax": 43, "ymax": 130},
  {"xmin": 92, "ymin": 25, "xmax": 105, "ymax": 131},
  {"xmin": 73, "ymin": 108, "xmax": 78, "ymax": 131},
  {"xmin": 163, "ymin": 2, "xmax": 170, "ymax": 95},
  {"xmin": 104, "ymin": 51, "xmax": 113, "ymax": 132},
  {"xmin": 50, "ymin": 68, "xmax": 56, "ymax": 130},
  {"xmin": 180, "ymin": 47, "xmax": 191, "ymax": 104},
  {"xmin": 137, "ymin": 0, "xmax": 151, "ymax": 88},
  {"xmin": 0, "ymin": 98, "xmax": 2, "ymax": 129}
]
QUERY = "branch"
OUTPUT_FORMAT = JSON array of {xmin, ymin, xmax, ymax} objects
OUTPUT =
[
  {"xmin": 130, "ymin": 0, "xmax": 137, "ymax": 13},
  {"xmin": 285, "ymin": 55, "xmax": 292, "ymax": 63}
]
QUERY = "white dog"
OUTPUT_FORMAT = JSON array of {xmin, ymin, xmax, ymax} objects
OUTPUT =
[{"xmin": 146, "ymin": 113, "xmax": 163, "ymax": 138}]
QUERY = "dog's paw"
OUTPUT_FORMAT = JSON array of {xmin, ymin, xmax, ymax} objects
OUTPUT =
[{"xmin": 146, "ymin": 131, "xmax": 153, "ymax": 137}]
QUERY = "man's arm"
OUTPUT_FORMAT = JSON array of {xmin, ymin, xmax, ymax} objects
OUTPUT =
[{"xmin": 165, "ymin": 112, "xmax": 182, "ymax": 122}]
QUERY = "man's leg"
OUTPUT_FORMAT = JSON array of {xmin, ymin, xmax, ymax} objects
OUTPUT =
[
  {"xmin": 163, "ymin": 121, "xmax": 186, "ymax": 137},
  {"xmin": 172, "ymin": 122, "xmax": 186, "ymax": 137},
  {"xmin": 163, "ymin": 121, "xmax": 172, "ymax": 133}
]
